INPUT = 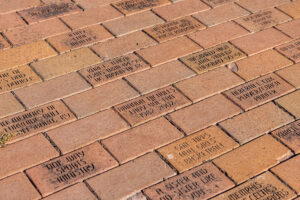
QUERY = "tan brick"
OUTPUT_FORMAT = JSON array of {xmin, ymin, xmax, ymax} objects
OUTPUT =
[
  {"xmin": 144, "ymin": 162, "xmax": 234, "ymax": 199},
  {"xmin": 76, "ymin": 0, "xmax": 117, "ymax": 9},
  {"xmin": 0, "ymin": 93, "xmax": 24, "ymax": 119},
  {"xmin": 235, "ymin": 50, "xmax": 293, "ymax": 80},
  {"xmin": 276, "ymin": 38, "xmax": 300, "ymax": 63},
  {"xmin": 0, "ymin": 0, "xmax": 41, "ymax": 14},
  {"xmin": 168, "ymin": 94, "xmax": 241, "ymax": 134},
  {"xmin": 125, "ymin": 60, "xmax": 195, "ymax": 94},
  {"xmin": 127, "ymin": 193, "xmax": 147, "ymax": 200},
  {"xmin": 0, "ymin": 41, "xmax": 57, "ymax": 72},
  {"xmin": 61, "ymin": 5, "xmax": 123, "ymax": 29},
  {"xmin": 0, "ymin": 134, "xmax": 58, "ymax": 179},
  {"xmin": 277, "ymin": 19, "xmax": 300, "ymax": 39},
  {"xmin": 103, "ymin": 11, "xmax": 164, "ymax": 36},
  {"xmin": 201, "ymin": 0, "xmax": 235, "ymax": 7},
  {"xmin": 277, "ymin": 0, "xmax": 300, "ymax": 19},
  {"xmin": 27, "ymin": 142, "xmax": 118, "ymax": 196},
  {"xmin": 237, "ymin": 0, "xmax": 290, "ymax": 12},
  {"xmin": 32, "ymin": 47, "xmax": 101, "ymax": 80},
  {"xmin": 276, "ymin": 63, "xmax": 300, "ymax": 88},
  {"xmin": 0, "ymin": 173, "xmax": 40, "ymax": 200},
  {"xmin": 4, "ymin": 18, "xmax": 69, "ymax": 46},
  {"xmin": 64, "ymin": 79, "xmax": 139, "ymax": 118},
  {"xmin": 152, "ymin": 0, "xmax": 210, "ymax": 21},
  {"xmin": 92, "ymin": 31, "xmax": 156, "ymax": 61},
  {"xmin": 0, "ymin": 35, "xmax": 10, "ymax": 50},
  {"xmin": 0, "ymin": 12, "xmax": 26, "ymax": 32},
  {"xmin": 137, "ymin": 36, "xmax": 200, "ymax": 66},
  {"xmin": 47, "ymin": 25, "xmax": 113, "ymax": 53},
  {"xmin": 87, "ymin": 152, "xmax": 175, "ymax": 200},
  {"xmin": 276, "ymin": 90, "xmax": 300, "ymax": 119}
]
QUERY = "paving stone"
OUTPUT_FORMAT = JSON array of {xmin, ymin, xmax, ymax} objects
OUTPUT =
[
  {"xmin": 224, "ymin": 73, "xmax": 294, "ymax": 110},
  {"xmin": 0, "ymin": 93, "xmax": 24, "ymax": 119},
  {"xmin": 126, "ymin": 193, "xmax": 147, "ymax": 200},
  {"xmin": 115, "ymin": 86, "xmax": 190, "ymax": 126},
  {"xmin": 0, "ymin": 12, "xmax": 26, "ymax": 32},
  {"xmin": 214, "ymin": 134, "xmax": 292, "ymax": 184},
  {"xmin": 152, "ymin": 0, "xmax": 210, "ymax": 21},
  {"xmin": 0, "ymin": 173, "xmax": 41, "ymax": 200},
  {"xmin": 235, "ymin": 49, "xmax": 293, "ymax": 80},
  {"xmin": 276, "ymin": 63, "xmax": 300, "ymax": 89},
  {"xmin": 64, "ymin": 79, "xmax": 139, "ymax": 118},
  {"xmin": 76, "ymin": 0, "xmax": 117, "ymax": 9},
  {"xmin": 277, "ymin": 0, "xmax": 300, "ymax": 19},
  {"xmin": 168, "ymin": 94, "xmax": 241, "ymax": 134},
  {"xmin": 87, "ymin": 152, "xmax": 175, "ymax": 200},
  {"xmin": 0, "ymin": 134, "xmax": 58, "ymax": 179},
  {"xmin": 92, "ymin": 31, "xmax": 156, "ymax": 61},
  {"xmin": 175, "ymin": 67, "xmax": 244, "ymax": 102},
  {"xmin": 212, "ymin": 172, "xmax": 296, "ymax": 200},
  {"xmin": 276, "ymin": 90, "xmax": 300, "ymax": 119},
  {"xmin": 277, "ymin": 19, "xmax": 300, "ymax": 39},
  {"xmin": 137, "ymin": 36, "xmax": 200, "ymax": 67},
  {"xmin": 235, "ymin": 8, "xmax": 291, "ymax": 32},
  {"xmin": 158, "ymin": 126, "xmax": 238, "ymax": 172},
  {"xmin": 0, "ymin": 35, "xmax": 10, "ymax": 50},
  {"xmin": 237, "ymin": 0, "xmax": 290, "ymax": 12},
  {"xmin": 31, "ymin": 47, "xmax": 101, "ymax": 80},
  {"xmin": 180, "ymin": 42, "xmax": 246, "ymax": 74},
  {"xmin": 276, "ymin": 38, "xmax": 300, "ymax": 63},
  {"xmin": 144, "ymin": 16, "xmax": 206, "ymax": 42},
  {"xmin": 0, "ymin": 0, "xmax": 41, "ymax": 14},
  {"xmin": 125, "ymin": 60, "xmax": 195, "ymax": 94},
  {"xmin": 47, "ymin": 25, "xmax": 113, "ymax": 53},
  {"xmin": 201, "ymin": 0, "xmax": 235, "ymax": 7},
  {"xmin": 144, "ymin": 162, "xmax": 235, "ymax": 200},
  {"xmin": 27, "ymin": 142, "xmax": 117, "ymax": 196}
]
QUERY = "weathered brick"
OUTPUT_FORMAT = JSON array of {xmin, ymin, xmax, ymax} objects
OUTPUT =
[
  {"xmin": 76, "ymin": 0, "xmax": 117, "ymax": 9},
  {"xmin": 277, "ymin": 19, "xmax": 300, "ymax": 39},
  {"xmin": 275, "ymin": 38, "xmax": 300, "ymax": 63},
  {"xmin": 276, "ymin": 63, "xmax": 300, "ymax": 88},
  {"xmin": 0, "ymin": 12, "xmax": 26, "ymax": 32},
  {"xmin": 277, "ymin": 0, "xmax": 300, "ymax": 19},
  {"xmin": 0, "ymin": 0, "xmax": 41, "ymax": 14},
  {"xmin": 237, "ymin": 0, "xmax": 290, "ymax": 12},
  {"xmin": 201, "ymin": 0, "xmax": 235, "ymax": 7},
  {"xmin": 275, "ymin": 90, "xmax": 300, "ymax": 119},
  {"xmin": 0, "ymin": 93, "xmax": 24, "ymax": 119},
  {"xmin": 0, "ymin": 35, "xmax": 9, "ymax": 50}
]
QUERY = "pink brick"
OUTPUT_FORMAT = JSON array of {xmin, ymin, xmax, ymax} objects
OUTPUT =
[
  {"xmin": 75, "ymin": 0, "xmax": 117, "ymax": 9},
  {"xmin": 0, "ymin": 0, "xmax": 41, "ymax": 14},
  {"xmin": 0, "ymin": 93, "xmax": 24, "ymax": 119},
  {"xmin": 0, "ymin": 12, "xmax": 26, "ymax": 32},
  {"xmin": 277, "ymin": 19, "xmax": 300, "ymax": 39},
  {"xmin": 0, "ymin": 35, "xmax": 10, "ymax": 50},
  {"xmin": 237, "ymin": 0, "xmax": 290, "ymax": 12}
]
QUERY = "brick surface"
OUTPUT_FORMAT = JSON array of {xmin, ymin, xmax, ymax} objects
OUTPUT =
[
  {"xmin": 276, "ymin": 63, "xmax": 300, "ymax": 89},
  {"xmin": 276, "ymin": 38, "xmax": 300, "ymax": 63},
  {"xmin": 127, "ymin": 193, "xmax": 147, "ymax": 200},
  {"xmin": 277, "ymin": 0, "xmax": 300, "ymax": 19},
  {"xmin": 0, "ymin": 93, "xmax": 24, "ymax": 119},
  {"xmin": 277, "ymin": 19, "xmax": 300, "ymax": 39},
  {"xmin": 237, "ymin": 0, "xmax": 290, "ymax": 12},
  {"xmin": 168, "ymin": 94, "xmax": 241, "ymax": 134},
  {"xmin": 0, "ymin": 12, "xmax": 26, "ymax": 32},
  {"xmin": 201, "ymin": 0, "xmax": 235, "ymax": 7},
  {"xmin": 0, "ymin": 35, "xmax": 9, "ymax": 50},
  {"xmin": 276, "ymin": 90, "xmax": 300, "ymax": 119},
  {"xmin": 214, "ymin": 134, "xmax": 292, "ymax": 184},
  {"xmin": 76, "ymin": 0, "xmax": 117, "ymax": 9},
  {"xmin": 0, "ymin": 0, "xmax": 41, "ymax": 14},
  {"xmin": 87, "ymin": 153, "xmax": 175, "ymax": 200}
]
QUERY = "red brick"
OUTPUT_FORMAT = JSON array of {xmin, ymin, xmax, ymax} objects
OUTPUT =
[
  {"xmin": 201, "ymin": 0, "xmax": 235, "ymax": 7},
  {"xmin": 277, "ymin": 19, "xmax": 300, "ymax": 39},
  {"xmin": 276, "ymin": 63, "xmax": 300, "ymax": 89},
  {"xmin": 275, "ymin": 38, "xmax": 300, "ymax": 63},
  {"xmin": 237, "ymin": 0, "xmax": 290, "ymax": 12},
  {"xmin": 75, "ymin": 0, "xmax": 117, "ymax": 9},
  {"xmin": 0, "ymin": 0, "xmax": 41, "ymax": 14},
  {"xmin": 0, "ymin": 93, "xmax": 24, "ymax": 119},
  {"xmin": 0, "ymin": 12, "xmax": 25, "ymax": 32},
  {"xmin": 277, "ymin": 0, "xmax": 300, "ymax": 19},
  {"xmin": 0, "ymin": 35, "xmax": 9, "ymax": 50}
]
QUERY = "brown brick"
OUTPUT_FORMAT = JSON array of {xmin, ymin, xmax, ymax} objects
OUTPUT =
[
  {"xmin": 76, "ymin": 0, "xmax": 117, "ymax": 9},
  {"xmin": 237, "ymin": 0, "xmax": 290, "ymax": 12},
  {"xmin": 168, "ymin": 94, "xmax": 241, "ymax": 134},
  {"xmin": 277, "ymin": 0, "xmax": 300, "ymax": 19},
  {"xmin": 0, "ymin": 35, "xmax": 10, "ymax": 50},
  {"xmin": 276, "ymin": 90, "xmax": 300, "ymax": 119},
  {"xmin": 276, "ymin": 63, "xmax": 300, "ymax": 89},
  {"xmin": 0, "ymin": 0, "xmax": 41, "ymax": 14},
  {"xmin": 0, "ymin": 12, "xmax": 26, "ymax": 32},
  {"xmin": 87, "ymin": 152, "xmax": 175, "ymax": 200},
  {"xmin": 201, "ymin": 0, "xmax": 235, "ymax": 7},
  {"xmin": 276, "ymin": 38, "xmax": 300, "ymax": 63},
  {"xmin": 125, "ymin": 60, "xmax": 195, "ymax": 94},
  {"xmin": 0, "ymin": 93, "xmax": 24, "ymax": 119},
  {"xmin": 277, "ymin": 19, "xmax": 300, "ymax": 39}
]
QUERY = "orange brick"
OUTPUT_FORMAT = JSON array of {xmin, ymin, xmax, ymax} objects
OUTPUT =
[
  {"xmin": 276, "ymin": 38, "xmax": 300, "ymax": 63},
  {"xmin": 0, "ymin": 12, "xmax": 26, "ymax": 32},
  {"xmin": 0, "ymin": 0, "xmax": 41, "ymax": 14},
  {"xmin": 277, "ymin": 19, "xmax": 300, "ymax": 39},
  {"xmin": 275, "ymin": 90, "xmax": 300, "ymax": 119},
  {"xmin": 76, "ymin": 0, "xmax": 117, "ymax": 9},
  {"xmin": 237, "ymin": 0, "xmax": 290, "ymax": 12},
  {"xmin": 0, "ymin": 93, "xmax": 24, "ymax": 119},
  {"xmin": 0, "ymin": 35, "xmax": 10, "ymax": 50},
  {"xmin": 64, "ymin": 79, "xmax": 139, "ymax": 118},
  {"xmin": 137, "ymin": 36, "xmax": 200, "ymax": 66},
  {"xmin": 277, "ymin": 0, "xmax": 300, "ymax": 19},
  {"xmin": 125, "ymin": 60, "xmax": 195, "ymax": 94},
  {"xmin": 276, "ymin": 63, "xmax": 300, "ymax": 88},
  {"xmin": 127, "ymin": 193, "xmax": 147, "ymax": 200},
  {"xmin": 201, "ymin": 0, "xmax": 236, "ymax": 7},
  {"xmin": 168, "ymin": 94, "xmax": 241, "ymax": 134},
  {"xmin": 153, "ymin": 0, "xmax": 210, "ymax": 21},
  {"xmin": 214, "ymin": 135, "xmax": 292, "ymax": 184}
]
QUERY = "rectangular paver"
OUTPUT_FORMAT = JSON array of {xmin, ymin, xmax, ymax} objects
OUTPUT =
[
  {"xmin": 277, "ymin": 19, "xmax": 300, "ymax": 39},
  {"xmin": 275, "ymin": 38, "xmax": 300, "ymax": 63},
  {"xmin": 0, "ymin": 12, "xmax": 26, "ymax": 32},
  {"xmin": 0, "ymin": 93, "xmax": 24, "ymax": 119},
  {"xmin": 0, "ymin": 0, "xmax": 41, "ymax": 14},
  {"xmin": 76, "ymin": 0, "xmax": 117, "ymax": 9},
  {"xmin": 275, "ymin": 90, "xmax": 300, "ymax": 119},
  {"xmin": 0, "ymin": 35, "xmax": 9, "ymax": 50},
  {"xmin": 237, "ymin": 0, "xmax": 290, "ymax": 12},
  {"xmin": 201, "ymin": 0, "xmax": 235, "ymax": 7},
  {"xmin": 276, "ymin": 63, "xmax": 300, "ymax": 88},
  {"xmin": 277, "ymin": 0, "xmax": 300, "ymax": 19}
]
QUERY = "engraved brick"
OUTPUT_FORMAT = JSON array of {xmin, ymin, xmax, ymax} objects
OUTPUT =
[
  {"xmin": 31, "ymin": 48, "xmax": 101, "ymax": 80},
  {"xmin": 0, "ymin": 12, "xmax": 26, "ymax": 32},
  {"xmin": 224, "ymin": 73, "xmax": 294, "ymax": 110},
  {"xmin": 0, "ymin": 134, "xmax": 58, "ymax": 179},
  {"xmin": 76, "ymin": 0, "xmax": 117, "ymax": 9},
  {"xmin": 237, "ymin": 0, "xmax": 290, "ymax": 12},
  {"xmin": 275, "ymin": 90, "xmax": 300, "ymax": 119},
  {"xmin": 0, "ymin": 0, "xmax": 41, "ymax": 14},
  {"xmin": 277, "ymin": 19, "xmax": 300, "ymax": 39},
  {"xmin": 79, "ymin": 53, "xmax": 149, "ymax": 87},
  {"xmin": 144, "ymin": 16, "xmax": 206, "ymax": 42},
  {"xmin": 47, "ymin": 25, "xmax": 113, "ymax": 53},
  {"xmin": 87, "ymin": 153, "xmax": 175, "ymax": 200},
  {"xmin": 276, "ymin": 63, "xmax": 300, "ymax": 88},
  {"xmin": 0, "ymin": 35, "xmax": 9, "ymax": 50},
  {"xmin": 115, "ymin": 86, "xmax": 190, "ymax": 126},
  {"xmin": 201, "ymin": 0, "xmax": 235, "ymax": 7},
  {"xmin": 168, "ymin": 94, "xmax": 241, "ymax": 134},
  {"xmin": 0, "ymin": 93, "xmax": 24, "ymax": 119},
  {"xmin": 125, "ymin": 60, "xmax": 195, "ymax": 94},
  {"xmin": 276, "ymin": 38, "xmax": 300, "ymax": 63},
  {"xmin": 64, "ymin": 79, "xmax": 139, "ymax": 118},
  {"xmin": 144, "ymin": 162, "xmax": 234, "ymax": 200},
  {"xmin": 158, "ymin": 126, "xmax": 238, "ymax": 172},
  {"xmin": 277, "ymin": 0, "xmax": 300, "ymax": 19},
  {"xmin": 180, "ymin": 42, "xmax": 246, "ymax": 74}
]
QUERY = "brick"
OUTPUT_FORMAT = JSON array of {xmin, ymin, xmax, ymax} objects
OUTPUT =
[
  {"xmin": 175, "ymin": 67, "xmax": 243, "ymax": 102},
  {"xmin": 272, "ymin": 120, "xmax": 300, "ymax": 154},
  {"xmin": 231, "ymin": 28, "xmax": 291, "ymax": 56},
  {"xmin": 92, "ymin": 31, "xmax": 156, "ymax": 60},
  {"xmin": 276, "ymin": 90, "xmax": 300, "ymax": 119},
  {"xmin": 76, "ymin": 0, "xmax": 117, "ymax": 9},
  {"xmin": 4, "ymin": 18, "xmax": 69, "ymax": 46},
  {"xmin": 277, "ymin": 0, "xmax": 300, "ymax": 19},
  {"xmin": 47, "ymin": 25, "xmax": 113, "ymax": 53},
  {"xmin": 0, "ymin": 101, "xmax": 76, "ymax": 143},
  {"xmin": 0, "ymin": 41, "xmax": 57, "ymax": 72},
  {"xmin": 0, "ymin": 134, "xmax": 58, "ymax": 179},
  {"xmin": 152, "ymin": 0, "xmax": 210, "ymax": 21},
  {"xmin": 201, "ymin": 0, "xmax": 235, "ymax": 7},
  {"xmin": 64, "ymin": 79, "xmax": 139, "ymax": 118},
  {"xmin": 235, "ymin": 8, "xmax": 291, "ymax": 32},
  {"xmin": 158, "ymin": 126, "xmax": 238, "ymax": 172},
  {"xmin": 31, "ymin": 47, "xmax": 101, "ymax": 80},
  {"xmin": 276, "ymin": 38, "xmax": 300, "ymax": 63},
  {"xmin": 144, "ymin": 16, "xmax": 206, "ymax": 42},
  {"xmin": 0, "ymin": 93, "xmax": 24, "ymax": 119},
  {"xmin": 127, "ymin": 193, "xmax": 147, "ymax": 200},
  {"xmin": 48, "ymin": 109, "xmax": 128, "ymax": 154},
  {"xmin": 0, "ymin": 12, "xmax": 26, "ymax": 32},
  {"xmin": 27, "ymin": 142, "xmax": 117, "ymax": 196},
  {"xmin": 237, "ymin": 0, "xmax": 290, "ymax": 12},
  {"xmin": 193, "ymin": 3, "xmax": 249, "ymax": 27},
  {"xmin": 0, "ymin": 173, "xmax": 40, "ymax": 200},
  {"xmin": 144, "ymin": 162, "xmax": 234, "ymax": 199},
  {"xmin": 0, "ymin": 0, "xmax": 41, "ymax": 14},
  {"xmin": 137, "ymin": 36, "xmax": 200, "ymax": 66},
  {"xmin": 125, "ymin": 60, "xmax": 195, "ymax": 94},
  {"xmin": 235, "ymin": 50, "xmax": 293, "ymax": 80},
  {"xmin": 212, "ymin": 172, "xmax": 296, "ymax": 200},
  {"xmin": 276, "ymin": 19, "xmax": 300, "ymax": 39},
  {"xmin": 61, "ymin": 5, "xmax": 123, "ymax": 29},
  {"xmin": 0, "ymin": 35, "xmax": 9, "ymax": 50},
  {"xmin": 224, "ymin": 73, "xmax": 294, "ymax": 111},
  {"xmin": 103, "ymin": 11, "xmax": 164, "ymax": 36},
  {"xmin": 180, "ymin": 42, "xmax": 246, "ymax": 74},
  {"xmin": 87, "ymin": 153, "xmax": 175, "ymax": 200},
  {"xmin": 168, "ymin": 94, "xmax": 241, "ymax": 134},
  {"xmin": 276, "ymin": 63, "xmax": 300, "ymax": 88}
]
